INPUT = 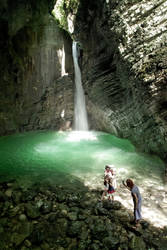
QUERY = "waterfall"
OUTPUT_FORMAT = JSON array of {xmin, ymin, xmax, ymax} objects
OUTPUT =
[{"xmin": 72, "ymin": 41, "xmax": 89, "ymax": 131}]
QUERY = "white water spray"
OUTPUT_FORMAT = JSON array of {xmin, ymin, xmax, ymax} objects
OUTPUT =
[{"xmin": 72, "ymin": 41, "xmax": 89, "ymax": 131}]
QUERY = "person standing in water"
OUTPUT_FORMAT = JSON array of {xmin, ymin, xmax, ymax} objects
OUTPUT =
[
  {"xmin": 104, "ymin": 165, "xmax": 117, "ymax": 190},
  {"xmin": 107, "ymin": 178, "xmax": 115, "ymax": 202},
  {"xmin": 122, "ymin": 179, "xmax": 142, "ymax": 228}
]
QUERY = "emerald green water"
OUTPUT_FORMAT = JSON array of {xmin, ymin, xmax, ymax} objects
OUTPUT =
[
  {"xmin": 0, "ymin": 130, "xmax": 166, "ymax": 227},
  {"xmin": 0, "ymin": 130, "xmax": 164, "ymax": 185}
]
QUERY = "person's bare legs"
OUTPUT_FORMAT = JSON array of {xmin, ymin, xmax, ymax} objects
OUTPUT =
[
  {"xmin": 101, "ymin": 191, "xmax": 107, "ymax": 201},
  {"xmin": 135, "ymin": 220, "xmax": 140, "ymax": 227},
  {"xmin": 132, "ymin": 220, "xmax": 140, "ymax": 229}
]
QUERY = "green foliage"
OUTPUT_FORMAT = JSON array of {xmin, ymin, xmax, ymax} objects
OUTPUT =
[{"xmin": 52, "ymin": 0, "xmax": 79, "ymax": 33}]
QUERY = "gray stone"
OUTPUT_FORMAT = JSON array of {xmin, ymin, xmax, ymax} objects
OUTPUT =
[
  {"xmin": 25, "ymin": 202, "xmax": 40, "ymax": 219},
  {"xmin": 19, "ymin": 214, "xmax": 27, "ymax": 221},
  {"xmin": 129, "ymin": 235, "xmax": 146, "ymax": 250}
]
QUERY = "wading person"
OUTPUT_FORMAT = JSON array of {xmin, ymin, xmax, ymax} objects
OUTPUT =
[
  {"xmin": 104, "ymin": 165, "xmax": 117, "ymax": 189},
  {"xmin": 101, "ymin": 176, "xmax": 115, "ymax": 202},
  {"xmin": 107, "ymin": 177, "xmax": 115, "ymax": 202},
  {"xmin": 122, "ymin": 179, "xmax": 142, "ymax": 228}
]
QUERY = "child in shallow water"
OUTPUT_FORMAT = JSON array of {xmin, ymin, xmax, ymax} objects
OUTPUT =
[
  {"xmin": 101, "ymin": 176, "xmax": 115, "ymax": 201},
  {"xmin": 104, "ymin": 165, "xmax": 113, "ymax": 178},
  {"xmin": 107, "ymin": 178, "xmax": 115, "ymax": 201},
  {"xmin": 104, "ymin": 165, "xmax": 117, "ymax": 190}
]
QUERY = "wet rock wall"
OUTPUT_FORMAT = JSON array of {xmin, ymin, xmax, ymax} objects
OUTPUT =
[
  {"xmin": 0, "ymin": 0, "xmax": 74, "ymax": 135},
  {"xmin": 74, "ymin": 0, "xmax": 167, "ymax": 160}
]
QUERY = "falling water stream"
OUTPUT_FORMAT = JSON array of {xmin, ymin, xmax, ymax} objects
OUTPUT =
[
  {"xmin": 0, "ymin": 130, "xmax": 166, "ymax": 227},
  {"xmin": 72, "ymin": 41, "xmax": 89, "ymax": 130}
]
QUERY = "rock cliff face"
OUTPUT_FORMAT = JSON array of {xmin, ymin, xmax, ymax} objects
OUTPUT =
[
  {"xmin": 0, "ymin": 0, "xmax": 74, "ymax": 135},
  {"xmin": 0, "ymin": 0, "xmax": 167, "ymax": 162},
  {"xmin": 73, "ymin": 0, "xmax": 167, "ymax": 160}
]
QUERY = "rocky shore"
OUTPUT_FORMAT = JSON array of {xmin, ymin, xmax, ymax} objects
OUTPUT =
[{"xmin": 0, "ymin": 180, "xmax": 167, "ymax": 250}]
